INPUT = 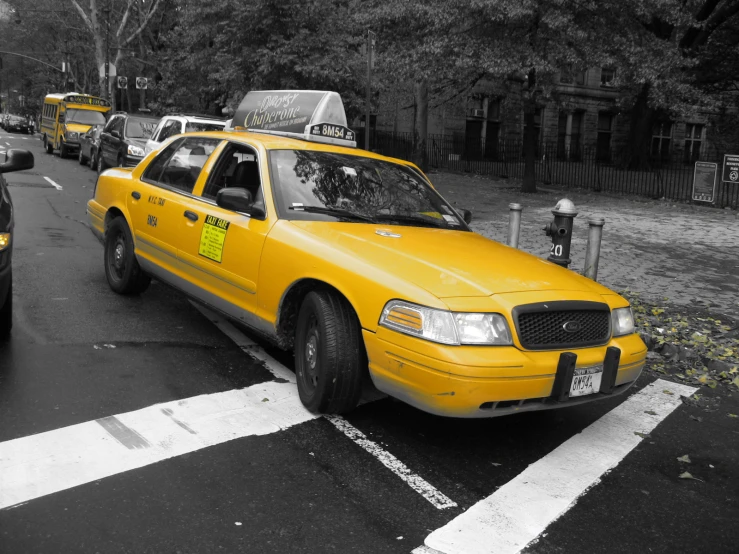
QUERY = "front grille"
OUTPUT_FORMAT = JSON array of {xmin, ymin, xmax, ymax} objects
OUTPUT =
[{"xmin": 513, "ymin": 301, "xmax": 611, "ymax": 350}]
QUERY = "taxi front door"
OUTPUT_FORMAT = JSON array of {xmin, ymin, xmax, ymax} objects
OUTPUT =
[{"xmin": 176, "ymin": 144, "xmax": 272, "ymax": 321}]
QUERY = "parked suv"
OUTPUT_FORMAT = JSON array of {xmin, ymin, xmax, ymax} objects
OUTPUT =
[
  {"xmin": 145, "ymin": 114, "xmax": 226, "ymax": 154},
  {"xmin": 98, "ymin": 112, "xmax": 161, "ymax": 173}
]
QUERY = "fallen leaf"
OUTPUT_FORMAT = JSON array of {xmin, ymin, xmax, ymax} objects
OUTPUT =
[
  {"xmin": 634, "ymin": 432, "xmax": 650, "ymax": 439},
  {"xmin": 261, "ymin": 398, "xmax": 269, "ymax": 402},
  {"xmin": 689, "ymin": 415, "xmax": 703, "ymax": 422},
  {"xmin": 644, "ymin": 410, "xmax": 658, "ymax": 416},
  {"xmin": 663, "ymin": 390, "xmax": 674, "ymax": 396},
  {"xmin": 677, "ymin": 455, "xmax": 691, "ymax": 463},
  {"xmin": 728, "ymin": 414, "xmax": 738, "ymax": 418},
  {"xmin": 678, "ymin": 471, "xmax": 703, "ymax": 482},
  {"xmin": 491, "ymin": 462, "xmax": 502, "ymax": 467}
]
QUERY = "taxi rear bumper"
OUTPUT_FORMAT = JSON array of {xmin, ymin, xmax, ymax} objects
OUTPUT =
[{"xmin": 363, "ymin": 328, "xmax": 646, "ymax": 418}]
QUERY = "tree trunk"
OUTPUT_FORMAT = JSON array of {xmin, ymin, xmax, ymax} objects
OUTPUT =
[
  {"xmin": 522, "ymin": 103, "xmax": 538, "ymax": 193},
  {"xmin": 412, "ymin": 78, "xmax": 428, "ymax": 171},
  {"xmin": 628, "ymin": 83, "xmax": 654, "ymax": 169}
]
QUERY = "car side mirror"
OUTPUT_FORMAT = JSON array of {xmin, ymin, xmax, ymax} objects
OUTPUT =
[
  {"xmin": 216, "ymin": 188, "xmax": 266, "ymax": 219},
  {"xmin": 457, "ymin": 208, "xmax": 472, "ymax": 224},
  {"xmin": 111, "ymin": 130, "xmax": 121, "ymax": 139},
  {"xmin": 0, "ymin": 149, "xmax": 34, "ymax": 174}
]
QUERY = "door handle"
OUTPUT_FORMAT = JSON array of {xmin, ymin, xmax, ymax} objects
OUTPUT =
[
  {"xmin": 184, "ymin": 210, "xmax": 198, "ymax": 221},
  {"xmin": 131, "ymin": 191, "xmax": 141, "ymax": 200}
]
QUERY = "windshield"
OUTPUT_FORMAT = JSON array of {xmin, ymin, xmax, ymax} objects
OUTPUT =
[
  {"xmin": 185, "ymin": 122, "xmax": 225, "ymax": 133},
  {"xmin": 66, "ymin": 109, "xmax": 106, "ymax": 125},
  {"xmin": 269, "ymin": 150, "xmax": 467, "ymax": 229},
  {"xmin": 126, "ymin": 117, "xmax": 158, "ymax": 139}
]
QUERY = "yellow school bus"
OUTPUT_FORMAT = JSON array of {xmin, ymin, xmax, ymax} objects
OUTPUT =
[{"xmin": 40, "ymin": 93, "xmax": 111, "ymax": 158}]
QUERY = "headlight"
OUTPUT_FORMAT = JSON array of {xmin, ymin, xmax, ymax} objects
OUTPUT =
[
  {"xmin": 611, "ymin": 307, "xmax": 635, "ymax": 336},
  {"xmin": 0, "ymin": 233, "xmax": 10, "ymax": 251},
  {"xmin": 67, "ymin": 131, "xmax": 79, "ymax": 140},
  {"xmin": 128, "ymin": 144, "xmax": 145, "ymax": 156},
  {"xmin": 379, "ymin": 300, "xmax": 512, "ymax": 346}
]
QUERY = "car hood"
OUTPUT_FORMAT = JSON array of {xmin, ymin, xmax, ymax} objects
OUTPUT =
[
  {"xmin": 289, "ymin": 221, "xmax": 611, "ymax": 299},
  {"xmin": 66, "ymin": 123, "xmax": 92, "ymax": 134},
  {"xmin": 128, "ymin": 137, "xmax": 148, "ymax": 149}
]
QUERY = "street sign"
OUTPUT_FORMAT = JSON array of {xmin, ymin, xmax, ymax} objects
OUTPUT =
[
  {"xmin": 692, "ymin": 161, "xmax": 717, "ymax": 203},
  {"xmin": 721, "ymin": 154, "xmax": 739, "ymax": 183},
  {"xmin": 98, "ymin": 63, "xmax": 116, "ymax": 78},
  {"xmin": 136, "ymin": 77, "xmax": 148, "ymax": 90},
  {"xmin": 117, "ymin": 76, "xmax": 128, "ymax": 89}
]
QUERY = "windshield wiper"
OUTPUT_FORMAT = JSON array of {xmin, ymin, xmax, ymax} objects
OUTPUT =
[
  {"xmin": 372, "ymin": 213, "xmax": 451, "ymax": 228},
  {"xmin": 288, "ymin": 205, "xmax": 376, "ymax": 223}
]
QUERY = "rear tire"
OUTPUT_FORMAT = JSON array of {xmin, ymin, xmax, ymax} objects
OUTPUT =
[
  {"xmin": 104, "ymin": 217, "xmax": 151, "ymax": 295},
  {"xmin": 97, "ymin": 152, "xmax": 108, "ymax": 174},
  {"xmin": 294, "ymin": 290, "xmax": 364, "ymax": 414},
  {"xmin": 78, "ymin": 149, "xmax": 87, "ymax": 165},
  {"xmin": 0, "ymin": 275, "xmax": 12, "ymax": 340},
  {"xmin": 89, "ymin": 150, "xmax": 97, "ymax": 170}
]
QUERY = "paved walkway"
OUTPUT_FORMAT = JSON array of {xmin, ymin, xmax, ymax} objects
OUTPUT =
[{"xmin": 430, "ymin": 172, "xmax": 739, "ymax": 319}]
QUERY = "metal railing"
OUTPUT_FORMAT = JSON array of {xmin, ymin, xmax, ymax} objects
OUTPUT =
[{"xmin": 355, "ymin": 130, "xmax": 738, "ymax": 209}]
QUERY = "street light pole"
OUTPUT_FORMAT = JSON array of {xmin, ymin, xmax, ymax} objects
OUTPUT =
[
  {"xmin": 104, "ymin": 1, "xmax": 110, "ymax": 102},
  {"xmin": 365, "ymin": 30, "xmax": 375, "ymax": 151}
]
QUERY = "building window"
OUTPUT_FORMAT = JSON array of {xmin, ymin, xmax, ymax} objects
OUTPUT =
[
  {"xmin": 467, "ymin": 95, "xmax": 484, "ymax": 118},
  {"xmin": 651, "ymin": 122, "xmax": 672, "ymax": 161},
  {"xmin": 596, "ymin": 113, "xmax": 613, "ymax": 162},
  {"xmin": 557, "ymin": 111, "xmax": 583, "ymax": 160},
  {"xmin": 600, "ymin": 67, "xmax": 615, "ymax": 87},
  {"xmin": 560, "ymin": 65, "xmax": 586, "ymax": 85},
  {"xmin": 684, "ymin": 123, "xmax": 703, "ymax": 164}
]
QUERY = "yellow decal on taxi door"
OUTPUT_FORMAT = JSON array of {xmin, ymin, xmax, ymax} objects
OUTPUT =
[{"xmin": 198, "ymin": 214, "xmax": 230, "ymax": 263}]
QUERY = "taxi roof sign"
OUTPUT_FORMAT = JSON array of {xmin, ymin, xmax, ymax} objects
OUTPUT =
[{"xmin": 232, "ymin": 90, "xmax": 357, "ymax": 148}]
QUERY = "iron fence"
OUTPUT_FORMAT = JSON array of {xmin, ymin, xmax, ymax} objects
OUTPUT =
[{"xmin": 355, "ymin": 130, "xmax": 738, "ymax": 209}]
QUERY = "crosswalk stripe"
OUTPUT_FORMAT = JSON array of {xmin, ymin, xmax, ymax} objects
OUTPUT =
[{"xmin": 415, "ymin": 379, "xmax": 697, "ymax": 554}]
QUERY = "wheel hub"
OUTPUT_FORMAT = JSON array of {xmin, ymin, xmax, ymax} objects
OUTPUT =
[
  {"xmin": 305, "ymin": 335, "xmax": 318, "ymax": 369},
  {"xmin": 113, "ymin": 240, "xmax": 125, "ymax": 270}
]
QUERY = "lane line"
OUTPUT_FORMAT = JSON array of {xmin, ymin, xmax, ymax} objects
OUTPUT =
[
  {"xmin": 43, "ymin": 176, "xmax": 63, "ymax": 190},
  {"xmin": 416, "ymin": 379, "xmax": 697, "ymax": 554},
  {"xmin": 0, "ymin": 380, "xmax": 320, "ymax": 510},
  {"xmin": 189, "ymin": 301, "xmax": 295, "ymax": 383},
  {"xmin": 4, "ymin": 142, "xmax": 10, "ymax": 146},
  {"xmin": 327, "ymin": 415, "xmax": 457, "ymax": 510}
]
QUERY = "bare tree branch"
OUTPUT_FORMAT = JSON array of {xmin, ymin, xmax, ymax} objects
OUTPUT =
[
  {"xmin": 68, "ymin": 0, "xmax": 93, "ymax": 31},
  {"xmin": 120, "ymin": 0, "xmax": 162, "ymax": 48},
  {"xmin": 116, "ymin": 0, "xmax": 133, "ymax": 39}
]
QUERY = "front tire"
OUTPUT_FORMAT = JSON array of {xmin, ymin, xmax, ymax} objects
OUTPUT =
[
  {"xmin": 104, "ymin": 217, "xmax": 151, "ymax": 295},
  {"xmin": 44, "ymin": 136, "xmax": 53, "ymax": 154},
  {"xmin": 78, "ymin": 149, "xmax": 87, "ymax": 165},
  {"xmin": 97, "ymin": 152, "xmax": 108, "ymax": 174},
  {"xmin": 59, "ymin": 141, "xmax": 69, "ymax": 158},
  {"xmin": 294, "ymin": 290, "xmax": 364, "ymax": 414},
  {"xmin": 0, "ymin": 275, "xmax": 12, "ymax": 340}
]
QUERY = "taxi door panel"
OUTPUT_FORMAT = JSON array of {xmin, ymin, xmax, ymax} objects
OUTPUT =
[{"xmin": 177, "ymin": 201, "xmax": 271, "ymax": 317}]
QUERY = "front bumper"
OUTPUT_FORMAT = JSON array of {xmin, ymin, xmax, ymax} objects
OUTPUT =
[{"xmin": 364, "ymin": 327, "xmax": 647, "ymax": 418}]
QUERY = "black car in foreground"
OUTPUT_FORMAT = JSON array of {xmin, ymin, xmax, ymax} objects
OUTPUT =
[{"xmin": 1, "ymin": 149, "xmax": 35, "ymax": 338}]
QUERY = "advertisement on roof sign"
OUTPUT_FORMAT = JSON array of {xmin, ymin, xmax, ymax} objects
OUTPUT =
[{"xmin": 234, "ymin": 91, "xmax": 322, "ymax": 133}]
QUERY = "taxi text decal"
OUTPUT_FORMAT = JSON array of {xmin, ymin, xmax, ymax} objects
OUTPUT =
[{"xmin": 198, "ymin": 215, "xmax": 230, "ymax": 263}]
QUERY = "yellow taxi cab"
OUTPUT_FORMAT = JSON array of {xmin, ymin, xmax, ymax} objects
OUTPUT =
[{"xmin": 87, "ymin": 90, "xmax": 646, "ymax": 418}]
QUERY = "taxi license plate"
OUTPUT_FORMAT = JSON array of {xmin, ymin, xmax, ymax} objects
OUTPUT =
[{"xmin": 569, "ymin": 365, "xmax": 603, "ymax": 397}]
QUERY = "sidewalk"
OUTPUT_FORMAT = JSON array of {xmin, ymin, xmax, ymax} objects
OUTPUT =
[{"xmin": 429, "ymin": 171, "xmax": 739, "ymax": 320}]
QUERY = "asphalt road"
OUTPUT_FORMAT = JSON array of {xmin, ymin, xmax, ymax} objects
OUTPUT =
[{"xmin": 0, "ymin": 133, "xmax": 737, "ymax": 554}]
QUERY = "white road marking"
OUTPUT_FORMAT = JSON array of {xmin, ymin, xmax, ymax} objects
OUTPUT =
[
  {"xmin": 43, "ymin": 176, "xmax": 63, "ymax": 190},
  {"xmin": 189, "ymin": 301, "xmax": 295, "ymax": 383},
  {"xmin": 4, "ymin": 142, "xmax": 9, "ymax": 146},
  {"xmin": 0, "ymin": 380, "xmax": 320, "ymax": 510},
  {"xmin": 416, "ymin": 379, "xmax": 697, "ymax": 554},
  {"xmin": 327, "ymin": 415, "xmax": 457, "ymax": 510}
]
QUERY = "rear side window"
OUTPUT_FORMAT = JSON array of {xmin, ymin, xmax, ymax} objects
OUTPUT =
[
  {"xmin": 157, "ymin": 120, "xmax": 181, "ymax": 142},
  {"xmin": 143, "ymin": 137, "xmax": 221, "ymax": 194},
  {"xmin": 185, "ymin": 122, "xmax": 225, "ymax": 133}
]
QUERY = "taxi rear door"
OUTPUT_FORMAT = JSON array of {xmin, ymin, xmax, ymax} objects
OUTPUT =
[
  {"xmin": 176, "ymin": 141, "xmax": 273, "ymax": 320},
  {"xmin": 126, "ymin": 137, "xmax": 222, "ymax": 279}
]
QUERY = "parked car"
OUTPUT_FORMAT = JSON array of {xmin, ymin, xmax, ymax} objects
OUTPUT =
[
  {"xmin": 1, "ymin": 149, "xmax": 35, "ymax": 339},
  {"xmin": 5, "ymin": 115, "xmax": 31, "ymax": 134},
  {"xmin": 98, "ymin": 112, "xmax": 160, "ymax": 173},
  {"xmin": 78, "ymin": 124, "xmax": 104, "ymax": 169},
  {"xmin": 87, "ymin": 89, "xmax": 646, "ymax": 418},
  {"xmin": 145, "ymin": 113, "xmax": 226, "ymax": 154}
]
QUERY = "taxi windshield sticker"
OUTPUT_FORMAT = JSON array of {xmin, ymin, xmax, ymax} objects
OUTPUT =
[{"xmin": 199, "ymin": 215, "xmax": 230, "ymax": 263}]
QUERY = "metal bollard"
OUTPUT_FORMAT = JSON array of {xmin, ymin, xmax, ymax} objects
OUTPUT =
[
  {"xmin": 583, "ymin": 217, "xmax": 605, "ymax": 281},
  {"xmin": 507, "ymin": 203, "xmax": 522, "ymax": 248},
  {"xmin": 543, "ymin": 199, "xmax": 577, "ymax": 267}
]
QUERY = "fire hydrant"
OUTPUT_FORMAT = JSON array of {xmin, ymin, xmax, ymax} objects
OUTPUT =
[{"xmin": 543, "ymin": 199, "xmax": 577, "ymax": 268}]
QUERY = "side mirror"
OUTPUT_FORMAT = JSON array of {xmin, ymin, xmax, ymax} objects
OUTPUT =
[
  {"xmin": 0, "ymin": 149, "xmax": 34, "ymax": 174},
  {"xmin": 111, "ymin": 130, "xmax": 121, "ymax": 139},
  {"xmin": 216, "ymin": 188, "xmax": 266, "ymax": 219},
  {"xmin": 457, "ymin": 208, "xmax": 472, "ymax": 224}
]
